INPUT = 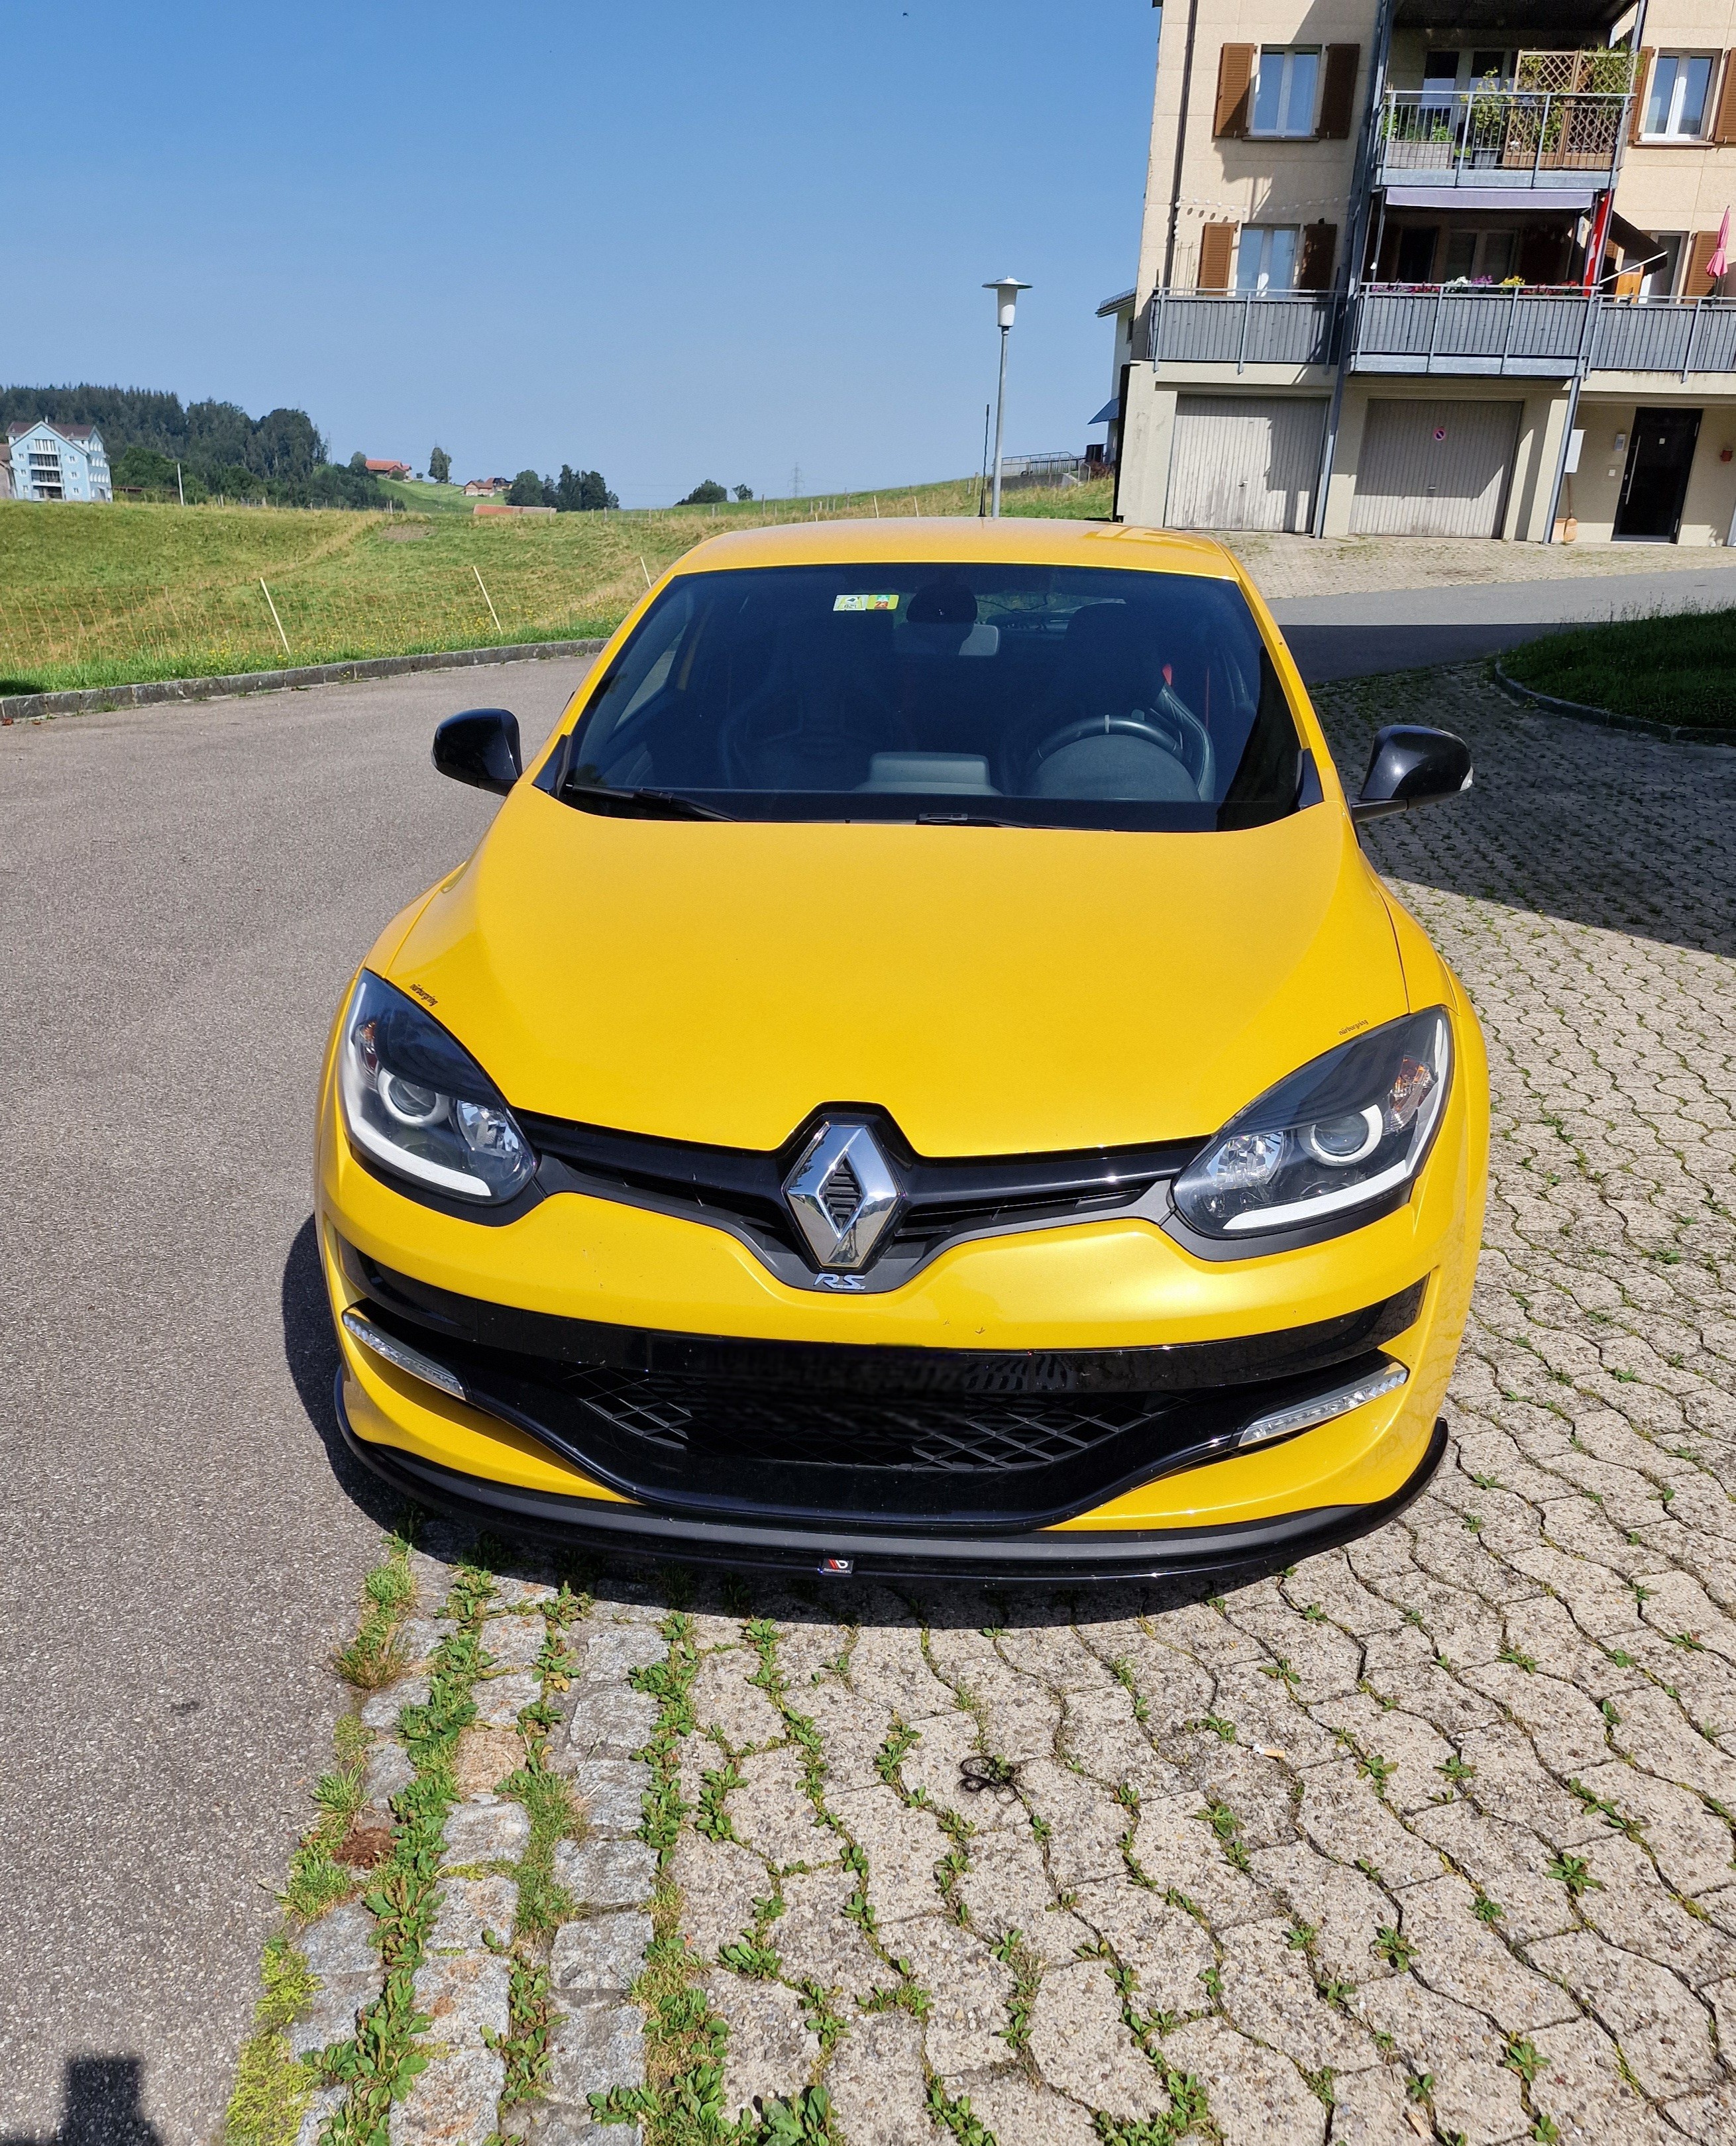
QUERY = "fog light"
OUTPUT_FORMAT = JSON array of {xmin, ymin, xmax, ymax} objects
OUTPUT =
[{"xmin": 1237, "ymin": 1361, "xmax": 1408, "ymax": 1450}]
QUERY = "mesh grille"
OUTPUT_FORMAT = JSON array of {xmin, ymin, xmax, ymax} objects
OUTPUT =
[{"xmin": 559, "ymin": 1366, "xmax": 1173, "ymax": 1473}]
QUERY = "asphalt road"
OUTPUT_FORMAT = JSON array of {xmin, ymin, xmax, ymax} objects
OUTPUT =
[
  {"xmin": 1270, "ymin": 554, "xmax": 1736, "ymax": 682},
  {"xmin": 0, "ymin": 657, "xmax": 590, "ymax": 2146}
]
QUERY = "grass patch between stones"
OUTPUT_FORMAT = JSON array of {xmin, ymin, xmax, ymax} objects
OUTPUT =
[{"xmin": 1501, "ymin": 605, "xmax": 1736, "ymax": 728}]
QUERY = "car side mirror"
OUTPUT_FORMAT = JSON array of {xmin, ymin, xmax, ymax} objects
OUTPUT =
[
  {"xmin": 433, "ymin": 708, "xmax": 522, "ymax": 796},
  {"xmin": 1352, "ymin": 725, "xmax": 1472, "ymax": 824}
]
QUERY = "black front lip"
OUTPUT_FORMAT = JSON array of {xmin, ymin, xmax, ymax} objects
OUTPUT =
[{"xmin": 333, "ymin": 1372, "xmax": 1447, "ymax": 1582}]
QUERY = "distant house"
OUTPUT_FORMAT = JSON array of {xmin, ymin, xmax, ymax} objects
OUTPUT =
[
  {"xmin": 364, "ymin": 458, "xmax": 413, "ymax": 480},
  {"xmin": 463, "ymin": 476, "xmax": 510, "ymax": 497},
  {"xmin": 8, "ymin": 421, "xmax": 112, "ymax": 502}
]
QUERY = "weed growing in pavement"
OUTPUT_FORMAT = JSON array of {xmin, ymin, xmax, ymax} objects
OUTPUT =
[
  {"xmin": 503, "ymin": 1751, "xmax": 582, "ymax": 1939},
  {"xmin": 991, "ymin": 1928, "xmax": 1043, "ymax": 2066},
  {"xmin": 490, "ymin": 1948, "xmax": 555, "ymax": 2110},
  {"xmin": 926, "ymin": 2078, "xmax": 995, "ymax": 2143},
  {"xmin": 222, "ymin": 1935, "xmax": 317, "ymax": 2146},
  {"xmin": 333, "ymin": 1540, "xmax": 415, "ymax": 1690}
]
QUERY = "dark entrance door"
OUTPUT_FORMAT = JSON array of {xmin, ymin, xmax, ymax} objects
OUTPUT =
[{"xmin": 1615, "ymin": 407, "xmax": 1702, "ymax": 541}]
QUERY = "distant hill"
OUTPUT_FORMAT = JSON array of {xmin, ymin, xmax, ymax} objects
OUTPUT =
[{"xmin": 0, "ymin": 384, "xmax": 387, "ymax": 508}]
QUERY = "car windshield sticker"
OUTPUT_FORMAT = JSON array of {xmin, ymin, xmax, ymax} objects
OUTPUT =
[{"xmin": 834, "ymin": 592, "xmax": 900, "ymax": 612}]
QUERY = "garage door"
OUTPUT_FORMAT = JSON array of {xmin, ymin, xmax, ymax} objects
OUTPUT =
[
  {"xmin": 1165, "ymin": 396, "xmax": 1327, "ymax": 533},
  {"xmin": 1349, "ymin": 398, "xmax": 1522, "ymax": 537}
]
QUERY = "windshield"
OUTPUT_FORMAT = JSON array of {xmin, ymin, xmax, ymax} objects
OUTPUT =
[{"xmin": 556, "ymin": 562, "xmax": 1304, "ymax": 832}]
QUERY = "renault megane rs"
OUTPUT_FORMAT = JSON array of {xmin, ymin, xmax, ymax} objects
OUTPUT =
[{"xmin": 317, "ymin": 517, "xmax": 1486, "ymax": 1578}]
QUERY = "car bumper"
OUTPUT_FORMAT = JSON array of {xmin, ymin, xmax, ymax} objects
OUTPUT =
[{"xmin": 315, "ymin": 986, "xmax": 1486, "ymax": 1576}]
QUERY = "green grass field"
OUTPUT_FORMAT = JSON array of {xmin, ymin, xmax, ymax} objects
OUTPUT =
[
  {"xmin": 372, "ymin": 476, "xmax": 484, "ymax": 514},
  {"xmin": 0, "ymin": 474, "xmax": 1116, "ymax": 694},
  {"xmin": 1501, "ymin": 606, "xmax": 1736, "ymax": 729}
]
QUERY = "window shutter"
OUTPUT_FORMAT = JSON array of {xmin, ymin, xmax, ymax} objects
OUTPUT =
[
  {"xmin": 1630, "ymin": 48, "xmax": 1653, "ymax": 140},
  {"xmin": 1686, "ymin": 228, "xmax": 1721, "ymax": 294},
  {"xmin": 1297, "ymin": 223, "xmax": 1337, "ymax": 290},
  {"xmin": 1198, "ymin": 223, "xmax": 1236, "ymax": 291},
  {"xmin": 1715, "ymin": 53, "xmax": 1736, "ymax": 142},
  {"xmin": 1215, "ymin": 45, "xmax": 1254, "ymax": 138},
  {"xmin": 1317, "ymin": 46, "xmax": 1360, "ymax": 139}
]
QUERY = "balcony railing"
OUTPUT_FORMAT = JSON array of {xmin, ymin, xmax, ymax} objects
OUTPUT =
[
  {"xmin": 1142, "ymin": 288, "xmax": 1736, "ymax": 379},
  {"xmin": 1376, "ymin": 89, "xmax": 1628, "ymax": 189}
]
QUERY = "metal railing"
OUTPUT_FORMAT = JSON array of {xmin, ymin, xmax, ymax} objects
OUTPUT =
[
  {"xmin": 1142, "ymin": 288, "xmax": 1736, "ymax": 380},
  {"xmin": 1376, "ymin": 88, "xmax": 1628, "ymax": 188}
]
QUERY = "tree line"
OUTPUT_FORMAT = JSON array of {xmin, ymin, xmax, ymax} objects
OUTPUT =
[
  {"xmin": 0, "ymin": 384, "xmax": 390, "ymax": 508},
  {"xmin": 506, "ymin": 466, "xmax": 620, "ymax": 511}
]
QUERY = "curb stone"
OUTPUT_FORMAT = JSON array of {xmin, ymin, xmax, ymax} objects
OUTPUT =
[
  {"xmin": 0, "ymin": 637, "xmax": 605, "ymax": 725},
  {"xmin": 1492, "ymin": 657, "xmax": 1736, "ymax": 749}
]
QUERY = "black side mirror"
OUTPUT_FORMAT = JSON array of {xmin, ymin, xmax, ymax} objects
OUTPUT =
[
  {"xmin": 433, "ymin": 708, "xmax": 522, "ymax": 796},
  {"xmin": 1352, "ymin": 725, "xmax": 1472, "ymax": 824}
]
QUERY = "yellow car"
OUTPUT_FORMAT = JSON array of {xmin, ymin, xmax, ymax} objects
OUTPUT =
[{"xmin": 317, "ymin": 517, "xmax": 1486, "ymax": 1579}]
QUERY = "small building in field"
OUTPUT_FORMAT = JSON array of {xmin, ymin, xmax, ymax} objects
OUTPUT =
[
  {"xmin": 464, "ymin": 476, "xmax": 511, "ymax": 497},
  {"xmin": 7, "ymin": 421, "xmax": 112, "ymax": 502},
  {"xmin": 364, "ymin": 458, "xmax": 413, "ymax": 480}
]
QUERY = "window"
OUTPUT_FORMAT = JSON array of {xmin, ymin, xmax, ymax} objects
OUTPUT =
[
  {"xmin": 1236, "ymin": 227, "xmax": 1299, "ymax": 292},
  {"xmin": 1639, "ymin": 233, "xmax": 1684, "ymax": 298},
  {"xmin": 1645, "ymin": 53, "xmax": 1714, "ymax": 137},
  {"xmin": 1251, "ymin": 47, "xmax": 1320, "ymax": 136},
  {"xmin": 1395, "ymin": 225, "xmax": 1439, "ymax": 282},
  {"xmin": 561, "ymin": 564, "xmax": 1304, "ymax": 834},
  {"xmin": 1441, "ymin": 227, "xmax": 1515, "ymax": 282}
]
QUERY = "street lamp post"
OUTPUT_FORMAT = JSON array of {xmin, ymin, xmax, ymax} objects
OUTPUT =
[{"xmin": 983, "ymin": 277, "xmax": 1030, "ymax": 517}]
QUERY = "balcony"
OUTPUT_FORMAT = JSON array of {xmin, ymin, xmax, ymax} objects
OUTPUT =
[
  {"xmin": 1143, "ymin": 289, "xmax": 1736, "ymax": 380},
  {"xmin": 1375, "ymin": 87, "xmax": 1629, "ymax": 195}
]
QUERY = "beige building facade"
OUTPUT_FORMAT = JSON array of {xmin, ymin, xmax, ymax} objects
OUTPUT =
[{"xmin": 1112, "ymin": 0, "xmax": 1736, "ymax": 544}]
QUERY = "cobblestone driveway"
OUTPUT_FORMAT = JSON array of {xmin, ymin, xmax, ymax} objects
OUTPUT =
[{"xmin": 276, "ymin": 672, "xmax": 1736, "ymax": 2146}]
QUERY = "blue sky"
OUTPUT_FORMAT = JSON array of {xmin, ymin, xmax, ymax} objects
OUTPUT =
[{"xmin": 7, "ymin": 4, "xmax": 1159, "ymax": 506}]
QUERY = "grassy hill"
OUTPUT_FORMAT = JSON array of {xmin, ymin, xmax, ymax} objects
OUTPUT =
[{"xmin": 0, "ymin": 475, "xmax": 1115, "ymax": 696}]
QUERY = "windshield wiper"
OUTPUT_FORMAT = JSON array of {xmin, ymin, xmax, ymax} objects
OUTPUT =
[
  {"xmin": 914, "ymin": 810, "xmax": 1027, "ymax": 828},
  {"xmin": 566, "ymin": 782, "xmax": 733, "ymax": 822}
]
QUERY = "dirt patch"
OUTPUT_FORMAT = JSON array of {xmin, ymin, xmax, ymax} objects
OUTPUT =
[
  {"xmin": 453, "ymin": 1724, "xmax": 523, "ymax": 1798},
  {"xmin": 339, "ymin": 1821, "xmax": 396, "ymax": 1868}
]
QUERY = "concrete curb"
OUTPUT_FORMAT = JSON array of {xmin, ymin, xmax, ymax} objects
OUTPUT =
[
  {"xmin": 1492, "ymin": 658, "xmax": 1736, "ymax": 750},
  {"xmin": 0, "ymin": 637, "xmax": 608, "ymax": 726}
]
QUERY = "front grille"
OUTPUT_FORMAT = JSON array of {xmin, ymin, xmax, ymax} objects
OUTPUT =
[
  {"xmin": 341, "ymin": 1243, "xmax": 1426, "ymax": 1529},
  {"xmin": 514, "ymin": 1104, "xmax": 1203, "ymax": 1288},
  {"xmin": 560, "ymin": 1364, "xmax": 1173, "ymax": 1472}
]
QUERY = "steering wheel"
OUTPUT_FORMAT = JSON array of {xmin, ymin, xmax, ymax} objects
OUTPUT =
[{"xmin": 1026, "ymin": 688, "xmax": 1215, "ymax": 796}]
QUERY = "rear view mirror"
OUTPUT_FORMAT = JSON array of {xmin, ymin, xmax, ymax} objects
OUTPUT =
[
  {"xmin": 433, "ymin": 708, "xmax": 522, "ymax": 796},
  {"xmin": 1352, "ymin": 725, "xmax": 1472, "ymax": 824}
]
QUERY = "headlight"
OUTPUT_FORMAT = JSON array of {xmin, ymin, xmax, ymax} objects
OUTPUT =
[
  {"xmin": 337, "ymin": 971, "xmax": 535, "ymax": 1203},
  {"xmin": 1172, "ymin": 1008, "xmax": 1450, "ymax": 1242}
]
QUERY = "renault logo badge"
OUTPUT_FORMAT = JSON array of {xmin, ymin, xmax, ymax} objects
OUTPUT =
[{"xmin": 783, "ymin": 1120, "xmax": 903, "ymax": 1272}]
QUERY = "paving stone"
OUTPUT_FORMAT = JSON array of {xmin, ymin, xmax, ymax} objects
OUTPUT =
[
  {"xmin": 1527, "ymin": 1929, "xmax": 1721, "ymax": 2098},
  {"xmin": 1317, "ymin": 2063, "xmax": 1419, "ymax": 2145},
  {"xmin": 545, "ymin": 1996, "xmax": 646, "ymax": 2114},
  {"xmin": 1069, "ymin": 1877, "xmax": 1217, "ymax": 2013},
  {"xmin": 1396, "ymin": 1874, "xmax": 1579, "ymax": 2031},
  {"xmin": 413, "ymin": 1951, "xmax": 513, "ymax": 2048},
  {"xmin": 732, "ymin": 1745, "xmax": 830, "ymax": 1866},
  {"xmin": 1216, "ymin": 1917, "xmax": 1375, "ymax": 2073},
  {"xmin": 295, "ymin": 2085, "xmax": 345, "ymax": 2146},
  {"xmin": 288, "ymin": 1904, "xmax": 384, "ymax": 2057},
  {"xmin": 442, "ymin": 1797, "xmax": 531, "ymax": 1865},
  {"xmin": 775, "ymin": 1867, "xmax": 885, "ymax": 1999},
  {"xmin": 364, "ymin": 1739, "xmax": 417, "ymax": 1807},
  {"xmin": 550, "ymin": 1911, "xmax": 653, "ymax": 1999},
  {"xmin": 397, "ymin": 1615, "xmax": 447, "ymax": 1665},
  {"xmin": 565, "ymin": 1684, "xmax": 659, "ymax": 1761},
  {"xmin": 668, "ymin": 1830, "xmax": 768, "ymax": 1960},
  {"xmin": 1529, "ymin": 2015, "xmax": 1682, "ymax": 2146},
  {"xmin": 575, "ymin": 1623, "xmax": 667, "ymax": 1683},
  {"xmin": 824, "ymin": 2007, "xmax": 937, "ymax": 2143},
  {"xmin": 829, "ymin": 1781, "xmax": 951, "ymax": 1926},
  {"xmin": 360, "ymin": 1674, "xmax": 430, "ymax": 1729},
  {"xmin": 1354, "ymin": 1976, "xmax": 1529, "ymax": 2146},
  {"xmin": 1025, "ymin": 1958, "xmax": 1167, "ymax": 2120},
  {"xmin": 954, "ymin": 1823, "xmax": 1092, "ymax": 1966},
  {"xmin": 553, "ymin": 1836, "xmax": 657, "ymax": 1909},
  {"xmin": 701, "ymin": 1968, "xmax": 818, "ymax": 2122},
  {"xmin": 891, "ymin": 1914, "xmax": 1016, "ymax": 2074},
  {"xmin": 482, "ymin": 1613, "xmax": 547, "ymax": 1668},
  {"xmin": 1159, "ymin": 2017, "xmax": 1329, "ymax": 2145},
  {"xmin": 938, "ymin": 2072, "xmax": 1098, "ymax": 2146},
  {"xmin": 388, "ymin": 2041, "xmax": 506, "ymax": 2143},
  {"xmin": 471, "ymin": 1668, "xmax": 543, "ymax": 1728},
  {"xmin": 692, "ymin": 1646, "xmax": 785, "ymax": 1748},
  {"xmin": 427, "ymin": 1874, "xmax": 518, "ymax": 1952},
  {"xmin": 561, "ymin": 1757, "xmax": 650, "ymax": 1837}
]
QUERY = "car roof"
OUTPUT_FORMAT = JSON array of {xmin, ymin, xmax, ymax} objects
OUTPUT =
[{"xmin": 665, "ymin": 515, "xmax": 1240, "ymax": 580}]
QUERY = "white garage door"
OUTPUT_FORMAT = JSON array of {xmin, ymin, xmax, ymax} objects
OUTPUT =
[
  {"xmin": 1165, "ymin": 396, "xmax": 1327, "ymax": 533},
  {"xmin": 1349, "ymin": 398, "xmax": 1522, "ymax": 537}
]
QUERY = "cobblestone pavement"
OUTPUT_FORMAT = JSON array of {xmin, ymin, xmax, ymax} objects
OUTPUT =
[
  {"xmin": 276, "ymin": 672, "xmax": 1736, "ymax": 2145},
  {"xmin": 1219, "ymin": 531, "xmax": 1736, "ymax": 601}
]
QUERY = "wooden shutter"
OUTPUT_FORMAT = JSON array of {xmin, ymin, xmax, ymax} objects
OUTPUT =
[
  {"xmin": 1686, "ymin": 229, "xmax": 1721, "ymax": 294},
  {"xmin": 1215, "ymin": 45, "xmax": 1254, "ymax": 137},
  {"xmin": 1297, "ymin": 222, "xmax": 1337, "ymax": 289},
  {"xmin": 1198, "ymin": 223, "xmax": 1236, "ymax": 291},
  {"xmin": 1630, "ymin": 48, "xmax": 1653, "ymax": 140},
  {"xmin": 1715, "ymin": 53, "xmax": 1736, "ymax": 142},
  {"xmin": 1317, "ymin": 46, "xmax": 1360, "ymax": 139}
]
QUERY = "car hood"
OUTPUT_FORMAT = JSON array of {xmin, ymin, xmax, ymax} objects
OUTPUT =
[{"xmin": 382, "ymin": 787, "xmax": 1407, "ymax": 1155}]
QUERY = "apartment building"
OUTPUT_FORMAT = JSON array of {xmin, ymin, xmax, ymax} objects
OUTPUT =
[
  {"xmin": 7, "ymin": 420, "xmax": 112, "ymax": 503},
  {"xmin": 1113, "ymin": 1, "xmax": 1736, "ymax": 543}
]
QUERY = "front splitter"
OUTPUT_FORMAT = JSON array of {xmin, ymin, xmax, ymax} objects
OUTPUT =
[{"xmin": 334, "ymin": 1373, "xmax": 1446, "ymax": 1582}]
